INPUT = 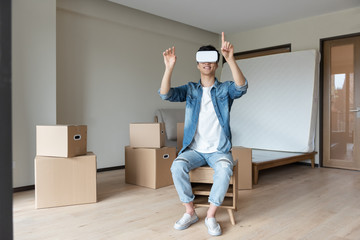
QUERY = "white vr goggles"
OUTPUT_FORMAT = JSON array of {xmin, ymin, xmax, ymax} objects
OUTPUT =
[{"xmin": 196, "ymin": 51, "xmax": 218, "ymax": 63}]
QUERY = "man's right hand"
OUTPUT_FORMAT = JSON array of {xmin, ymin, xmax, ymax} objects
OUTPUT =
[
  {"xmin": 163, "ymin": 46, "xmax": 176, "ymax": 69},
  {"xmin": 160, "ymin": 46, "xmax": 176, "ymax": 94}
]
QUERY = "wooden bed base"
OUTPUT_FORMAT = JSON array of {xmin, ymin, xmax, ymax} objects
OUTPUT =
[{"xmin": 252, "ymin": 151, "xmax": 316, "ymax": 185}]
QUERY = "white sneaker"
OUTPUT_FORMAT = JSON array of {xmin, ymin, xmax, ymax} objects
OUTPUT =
[
  {"xmin": 205, "ymin": 217, "xmax": 222, "ymax": 236},
  {"xmin": 174, "ymin": 213, "xmax": 199, "ymax": 230}
]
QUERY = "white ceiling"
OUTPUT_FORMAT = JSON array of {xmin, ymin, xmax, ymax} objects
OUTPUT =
[{"xmin": 108, "ymin": 0, "xmax": 360, "ymax": 34}]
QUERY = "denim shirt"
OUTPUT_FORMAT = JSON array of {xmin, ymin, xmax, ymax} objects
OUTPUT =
[{"xmin": 158, "ymin": 78, "xmax": 248, "ymax": 154}]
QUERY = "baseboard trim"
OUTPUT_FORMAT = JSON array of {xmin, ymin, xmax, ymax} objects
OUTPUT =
[
  {"xmin": 97, "ymin": 165, "xmax": 125, "ymax": 172},
  {"xmin": 13, "ymin": 185, "xmax": 35, "ymax": 193},
  {"xmin": 294, "ymin": 162, "xmax": 319, "ymax": 167},
  {"xmin": 13, "ymin": 165, "xmax": 125, "ymax": 193}
]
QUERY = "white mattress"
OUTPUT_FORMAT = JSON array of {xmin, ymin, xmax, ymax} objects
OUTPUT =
[{"xmin": 222, "ymin": 50, "xmax": 319, "ymax": 153}]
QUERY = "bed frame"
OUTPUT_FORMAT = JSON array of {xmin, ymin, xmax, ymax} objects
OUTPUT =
[{"xmin": 252, "ymin": 150, "xmax": 316, "ymax": 185}]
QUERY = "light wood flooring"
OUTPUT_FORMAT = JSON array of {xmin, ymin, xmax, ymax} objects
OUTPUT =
[{"xmin": 13, "ymin": 164, "xmax": 360, "ymax": 240}]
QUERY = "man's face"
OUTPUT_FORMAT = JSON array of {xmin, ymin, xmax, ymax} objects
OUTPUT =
[{"xmin": 197, "ymin": 62, "xmax": 218, "ymax": 76}]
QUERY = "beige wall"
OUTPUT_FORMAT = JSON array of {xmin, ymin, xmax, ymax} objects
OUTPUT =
[
  {"xmin": 12, "ymin": 0, "xmax": 57, "ymax": 187},
  {"xmin": 227, "ymin": 7, "xmax": 360, "ymax": 52},
  {"xmin": 227, "ymin": 7, "xmax": 360, "ymax": 164},
  {"xmin": 12, "ymin": 0, "xmax": 360, "ymax": 187},
  {"xmin": 56, "ymin": 0, "xmax": 219, "ymax": 169}
]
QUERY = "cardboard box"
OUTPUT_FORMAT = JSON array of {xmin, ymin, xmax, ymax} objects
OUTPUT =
[
  {"xmin": 129, "ymin": 123, "xmax": 165, "ymax": 148},
  {"xmin": 176, "ymin": 122, "xmax": 252, "ymax": 190},
  {"xmin": 232, "ymin": 146, "xmax": 253, "ymax": 190},
  {"xmin": 36, "ymin": 125, "xmax": 87, "ymax": 158},
  {"xmin": 177, "ymin": 122, "xmax": 184, "ymax": 153},
  {"xmin": 35, "ymin": 152, "xmax": 97, "ymax": 209},
  {"xmin": 125, "ymin": 146, "xmax": 175, "ymax": 189}
]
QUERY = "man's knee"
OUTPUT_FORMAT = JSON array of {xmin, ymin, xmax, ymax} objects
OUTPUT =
[
  {"xmin": 171, "ymin": 158, "xmax": 190, "ymax": 175},
  {"xmin": 214, "ymin": 159, "xmax": 233, "ymax": 175}
]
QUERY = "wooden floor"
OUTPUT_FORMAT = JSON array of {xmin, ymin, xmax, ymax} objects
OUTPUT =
[{"xmin": 13, "ymin": 164, "xmax": 360, "ymax": 240}]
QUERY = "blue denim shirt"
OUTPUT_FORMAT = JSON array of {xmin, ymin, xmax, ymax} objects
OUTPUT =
[{"xmin": 159, "ymin": 78, "xmax": 248, "ymax": 154}]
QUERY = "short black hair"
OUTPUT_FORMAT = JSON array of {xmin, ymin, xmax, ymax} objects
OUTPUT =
[{"xmin": 197, "ymin": 45, "xmax": 220, "ymax": 63}]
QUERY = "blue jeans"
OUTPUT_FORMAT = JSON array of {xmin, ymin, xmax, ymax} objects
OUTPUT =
[{"xmin": 170, "ymin": 149, "xmax": 234, "ymax": 207}]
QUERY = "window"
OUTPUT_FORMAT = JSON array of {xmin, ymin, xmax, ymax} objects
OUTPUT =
[{"xmin": 223, "ymin": 43, "xmax": 291, "ymax": 63}]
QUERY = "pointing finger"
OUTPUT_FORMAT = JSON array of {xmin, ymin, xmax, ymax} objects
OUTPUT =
[{"xmin": 222, "ymin": 32, "xmax": 225, "ymax": 44}]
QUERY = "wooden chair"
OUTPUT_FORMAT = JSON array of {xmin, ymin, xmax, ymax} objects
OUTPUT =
[{"xmin": 189, "ymin": 163, "xmax": 238, "ymax": 225}]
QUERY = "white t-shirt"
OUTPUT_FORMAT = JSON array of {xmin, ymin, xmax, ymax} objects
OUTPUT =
[{"xmin": 190, "ymin": 86, "xmax": 223, "ymax": 153}]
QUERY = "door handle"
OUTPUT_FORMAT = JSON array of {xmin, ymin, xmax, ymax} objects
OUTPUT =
[{"xmin": 349, "ymin": 109, "xmax": 360, "ymax": 112}]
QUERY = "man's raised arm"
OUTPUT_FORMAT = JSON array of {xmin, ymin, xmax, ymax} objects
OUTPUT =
[{"xmin": 221, "ymin": 32, "xmax": 246, "ymax": 87}]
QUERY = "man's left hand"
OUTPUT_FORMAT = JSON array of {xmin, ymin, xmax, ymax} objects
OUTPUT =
[{"xmin": 221, "ymin": 32, "xmax": 234, "ymax": 62}]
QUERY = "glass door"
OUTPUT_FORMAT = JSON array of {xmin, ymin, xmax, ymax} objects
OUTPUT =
[{"xmin": 323, "ymin": 36, "xmax": 360, "ymax": 170}]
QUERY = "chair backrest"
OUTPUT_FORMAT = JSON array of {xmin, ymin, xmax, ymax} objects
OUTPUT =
[{"xmin": 154, "ymin": 108, "xmax": 185, "ymax": 147}]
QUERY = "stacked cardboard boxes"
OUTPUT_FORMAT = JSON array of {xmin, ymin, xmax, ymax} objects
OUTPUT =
[
  {"xmin": 35, "ymin": 125, "xmax": 97, "ymax": 209},
  {"xmin": 125, "ymin": 123, "xmax": 175, "ymax": 189}
]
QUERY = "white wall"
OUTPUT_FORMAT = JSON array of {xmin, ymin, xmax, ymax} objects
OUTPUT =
[
  {"xmin": 12, "ymin": 0, "xmax": 57, "ymax": 187},
  {"xmin": 227, "ymin": 7, "xmax": 360, "ymax": 164},
  {"xmin": 56, "ymin": 0, "xmax": 219, "ymax": 169}
]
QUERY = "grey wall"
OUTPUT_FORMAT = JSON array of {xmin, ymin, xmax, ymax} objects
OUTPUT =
[{"xmin": 12, "ymin": 0, "xmax": 57, "ymax": 188}]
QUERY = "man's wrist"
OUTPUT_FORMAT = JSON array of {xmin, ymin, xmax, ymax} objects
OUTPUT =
[
  {"xmin": 225, "ymin": 55, "xmax": 236, "ymax": 63},
  {"xmin": 165, "ymin": 65, "xmax": 175, "ymax": 72}
]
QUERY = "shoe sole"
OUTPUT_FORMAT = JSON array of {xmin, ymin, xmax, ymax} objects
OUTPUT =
[
  {"xmin": 174, "ymin": 217, "xmax": 199, "ymax": 230},
  {"xmin": 207, "ymin": 230, "xmax": 222, "ymax": 236},
  {"xmin": 205, "ymin": 220, "xmax": 222, "ymax": 236}
]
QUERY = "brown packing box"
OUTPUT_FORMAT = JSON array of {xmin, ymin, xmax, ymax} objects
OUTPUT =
[
  {"xmin": 35, "ymin": 152, "xmax": 97, "ymax": 209},
  {"xmin": 36, "ymin": 125, "xmax": 87, "ymax": 158},
  {"xmin": 125, "ymin": 146, "xmax": 175, "ymax": 189},
  {"xmin": 177, "ymin": 123, "xmax": 184, "ymax": 154},
  {"xmin": 129, "ymin": 123, "xmax": 165, "ymax": 148},
  {"xmin": 231, "ymin": 146, "xmax": 253, "ymax": 189},
  {"xmin": 177, "ymin": 122, "xmax": 252, "ymax": 190}
]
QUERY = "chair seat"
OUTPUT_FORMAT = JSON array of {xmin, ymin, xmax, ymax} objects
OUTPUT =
[{"xmin": 189, "ymin": 166, "xmax": 235, "ymax": 184}]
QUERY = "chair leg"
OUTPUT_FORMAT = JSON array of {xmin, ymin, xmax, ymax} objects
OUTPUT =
[{"xmin": 227, "ymin": 209, "xmax": 235, "ymax": 225}]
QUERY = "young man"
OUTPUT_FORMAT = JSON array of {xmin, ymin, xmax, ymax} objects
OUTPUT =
[{"xmin": 158, "ymin": 32, "xmax": 248, "ymax": 236}]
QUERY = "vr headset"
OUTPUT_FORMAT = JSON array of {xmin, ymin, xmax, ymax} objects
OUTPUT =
[{"xmin": 196, "ymin": 51, "xmax": 218, "ymax": 63}]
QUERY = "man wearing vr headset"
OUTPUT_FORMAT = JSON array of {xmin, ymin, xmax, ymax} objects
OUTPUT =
[{"xmin": 159, "ymin": 32, "xmax": 248, "ymax": 236}]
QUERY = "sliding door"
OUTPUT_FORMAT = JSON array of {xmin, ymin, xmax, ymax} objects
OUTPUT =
[{"xmin": 323, "ymin": 35, "xmax": 360, "ymax": 170}]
